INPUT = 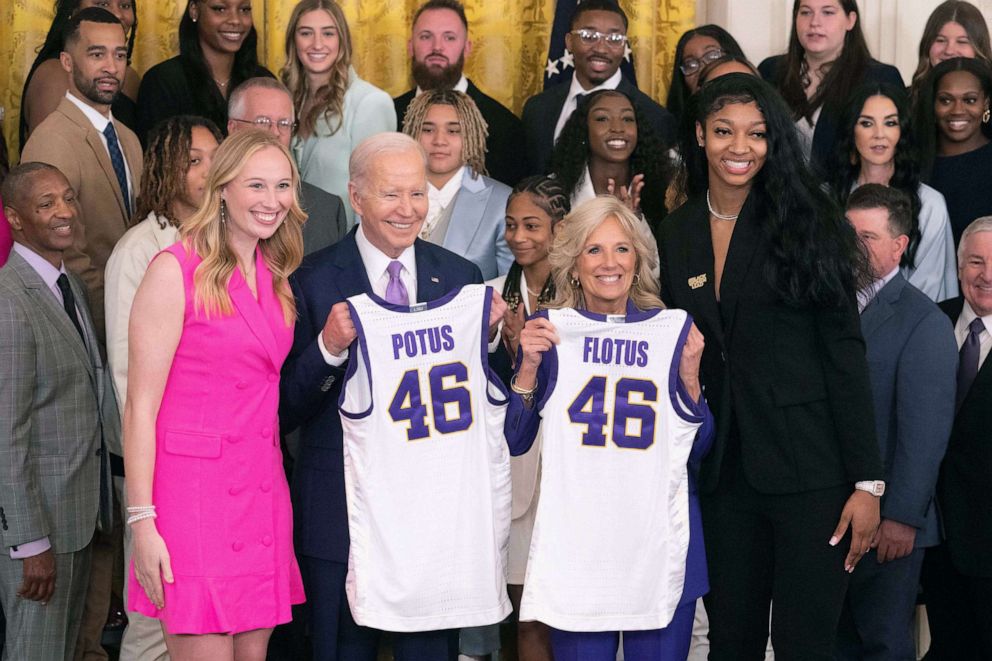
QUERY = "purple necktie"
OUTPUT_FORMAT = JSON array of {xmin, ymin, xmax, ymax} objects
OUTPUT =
[
  {"xmin": 957, "ymin": 317, "xmax": 985, "ymax": 411},
  {"xmin": 385, "ymin": 260, "xmax": 409, "ymax": 306}
]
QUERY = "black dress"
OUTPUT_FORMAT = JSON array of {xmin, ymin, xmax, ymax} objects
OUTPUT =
[
  {"xmin": 136, "ymin": 56, "xmax": 273, "ymax": 145},
  {"xmin": 930, "ymin": 140, "xmax": 992, "ymax": 247}
]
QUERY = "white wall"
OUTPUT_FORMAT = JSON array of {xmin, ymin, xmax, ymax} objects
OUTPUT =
[{"xmin": 694, "ymin": 0, "xmax": 992, "ymax": 84}]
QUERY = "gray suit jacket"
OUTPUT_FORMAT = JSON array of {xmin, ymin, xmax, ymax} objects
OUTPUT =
[
  {"xmin": 861, "ymin": 273, "xmax": 957, "ymax": 547},
  {"xmin": 443, "ymin": 170, "xmax": 513, "ymax": 280},
  {"xmin": 301, "ymin": 181, "xmax": 347, "ymax": 254},
  {"xmin": 0, "ymin": 252, "xmax": 119, "ymax": 553}
]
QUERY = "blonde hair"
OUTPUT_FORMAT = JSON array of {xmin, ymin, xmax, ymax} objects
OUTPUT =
[
  {"xmin": 180, "ymin": 129, "xmax": 305, "ymax": 324},
  {"xmin": 281, "ymin": 0, "xmax": 353, "ymax": 139},
  {"xmin": 547, "ymin": 196, "xmax": 663, "ymax": 312},
  {"xmin": 401, "ymin": 89, "xmax": 488, "ymax": 178}
]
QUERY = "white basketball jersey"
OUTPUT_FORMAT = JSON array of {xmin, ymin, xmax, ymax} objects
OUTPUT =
[
  {"xmin": 339, "ymin": 284, "xmax": 512, "ymax": 631},
  {"xmin": 520, "ymin": 307, "xmax": 704, "ymax": 631}
]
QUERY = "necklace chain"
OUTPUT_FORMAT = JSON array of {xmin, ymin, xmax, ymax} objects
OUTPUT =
[{"xmin": 707, "ymin": 190, "xmax": 740, "ymax": 221}]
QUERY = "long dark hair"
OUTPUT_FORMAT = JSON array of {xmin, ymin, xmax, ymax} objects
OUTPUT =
[
  {"xmin": 680, "ymin": 73, "xmax": 871, "ymax": 306},
  {"xmin": 666, "ymin": 25, "xmax": 746, "ymax": 123},
  {"xmin": 18, "ymin": 0, "xmax": 138, "ymax": 151},
  {"xmin": 830, "ymin": 83, "xmax": 923, "ymax": 268},
  {"xmin": 549, "ymin": 89, "xmax": 670, "ymax": 225},
  {"xmin": 914, "ymin": 56, "xmax": 992, "ymax": 181},
  {"xmin": 776, "ymin": 0, "xmax": 872, "ymax": 122},
  {"xmin": 178, "ymin": 0, "xmax": 265, "ymax": 130}
]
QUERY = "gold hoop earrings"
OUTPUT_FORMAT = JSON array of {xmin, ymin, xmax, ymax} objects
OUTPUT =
[{"xmin": 983, "ymin": 108, "xmax": 990, "ymax": 124}]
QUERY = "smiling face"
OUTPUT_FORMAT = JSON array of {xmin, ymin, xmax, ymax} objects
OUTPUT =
[
  {"xmin": 566, "ymin": 9, "xmax": 626, "ymax": 89},
  {"xmin": 586, "ymin": 93, "xmax": 637, "ymax": 165},
  {"xmin": 349, "ymin": 148, "xmax": 428, "ymax": 258},
  {"xmin": 409, "ymin": 8, "xmax": 469, "ymax": 89},
  {"xmin": 930, "ymin": 21, "xmax": 977, "ymax": 66},
  {"xmin": 417, "ymin": 103, "xmax": 465, "ymax": 187},
  {"xmin": 573, "ymin": 215, "xmax": 636, "ymax": 314},
  {"xmin": 61, "ymin": 20, "xmax": 128, "ymax": 110},
  {"xmin": 795, "ymin": 0, "xmax": 856, "ymax": 62},
  {"xmin": 682, "ymin": 34, "xmax": 723, "ymax": 94},
  {"xmin": 505, "ymin": 193, "xmax": 555, "ymax": 268},
  {"xmin": 81, "ymin": 0, "xmax": 135, "ymax": 34},
  {"xmin": 221, "ymin": 146, "xmax": 294, "ymax": 246},
  {"xmin": 854, "ymin": 94, "xmax": 900, "ymax": 170},
  {"xmin": 5, "ymin": 169, "xmax": 78, "ymax": 268},
  {"xmin": 697, "ymin": 100, "xmax": 768, "ymax": 192},
  {"xmin": 294, "ymin": 8, "xmax": 340, "ymax": 81},
  {"xmin": 190, "ymin": 0, "xmax": 253, "ymax": 57},
  {"xmin": 935, "ymin": 69, "xmax": 990, "ymax": 151},
  {"xmin": 959, "ymin": 229, "xmax": 992, "ymax": 316}
]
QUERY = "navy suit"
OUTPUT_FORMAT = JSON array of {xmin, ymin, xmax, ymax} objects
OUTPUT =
[
  {"xmin": 280, "ymin": 228, "xmax": 482, "ymax": 661},
  {"xmin": 836, "ymin": 274, "xmax": 956, "ymax": 661}
]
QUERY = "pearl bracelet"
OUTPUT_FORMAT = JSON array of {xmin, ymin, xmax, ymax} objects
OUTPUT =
[{"xmin": 126, "ymin": 511, "xmax": 157, "ymax": 526}]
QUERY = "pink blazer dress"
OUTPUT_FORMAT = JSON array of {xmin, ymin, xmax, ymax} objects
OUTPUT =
[{"xmin": 127, "ymin": 242, "xmax": 305, "ymax": 634}]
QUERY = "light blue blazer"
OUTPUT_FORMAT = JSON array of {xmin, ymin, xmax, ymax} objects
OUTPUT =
[{"xmin": 443, "ymin": 169, "xmax": 513, "ymax": 280}]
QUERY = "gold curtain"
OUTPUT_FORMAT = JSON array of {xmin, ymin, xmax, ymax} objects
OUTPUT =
[{"xmin": 2, "ymin": 0, "xmax": 694, "ymax": 164}]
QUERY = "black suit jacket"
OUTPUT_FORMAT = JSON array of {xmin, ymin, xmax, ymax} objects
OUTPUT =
[
  {"xmin": 394, "ymin": 80, "xmax": 526, "ymax": 187},
  {"xmin": 757, "ymin": 55, "xmax": 904, "ymax": 175},
  {"xmin": 937, "ymin": 297, "xmax": 992, "ymax": 577},
  {"xmin": 520, "ymin": 76, "xmax": 677, "ymax": 177},
  {"xmin": 657, "ymin": 194, "xmax": 882, "ymax": 494},
  {"xmin": 279, "ymin": 229, "xmax": 483, "ymax": 562}
]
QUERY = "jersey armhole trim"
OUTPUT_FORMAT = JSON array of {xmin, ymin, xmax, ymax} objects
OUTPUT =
[
  {"xmin": 480, "ymin": 285, "xmax": 510, "ymax": 405},
  {"xmin": 337, "ymin": 298, "xmax": 375, "ymax": 419},
  {"xmin": 534, "ymin": 309, "xmax": 559, "ymax": 410},
  {"xmin": 668, "ymin": 311, "xmax": 706, "ymax": 423}
]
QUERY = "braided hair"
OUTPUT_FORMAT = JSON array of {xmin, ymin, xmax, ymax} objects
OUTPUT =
[
  {"xmin": 401, "ymin": 89, "xmax": 489, "ymax": 177},
  {"xmin": 133, "ymin": 115, "xmax": 223, "ymax": 229}
]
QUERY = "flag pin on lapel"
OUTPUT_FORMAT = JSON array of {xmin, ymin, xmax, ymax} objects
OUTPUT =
[{"xmin": 688, "ymin": 274, "xmax": 707, "ymax": 290}]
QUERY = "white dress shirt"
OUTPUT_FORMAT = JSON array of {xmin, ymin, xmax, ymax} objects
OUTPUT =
[
  {"xmin": 553, "ymin": 69, "xmax": 623, "ymax": 142},
  {"xmin": 955, "ymin": 300, "xmax": 992, "ymax": 369},
  {"xmin": 65, "ymin": 91, "xmax": 134, "ymax": 207}
]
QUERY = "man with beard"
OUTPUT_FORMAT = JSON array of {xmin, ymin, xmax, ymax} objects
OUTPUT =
[
  {"xmin": 520, "ymin": 0, "xmax": 676, "ymax": 177},
  {"xmin": 394, "ymin": 0, "xmax": 525, "ymax": 187},
  {"xmin": 21, "ymin": 8, "xmax": 140, "ymax": 660}
]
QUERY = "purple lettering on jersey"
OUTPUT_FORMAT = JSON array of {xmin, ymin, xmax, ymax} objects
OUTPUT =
[
  {"xmin": 582, "ymin": 338, "xmax": 651, "ymax": 367},
  {"xmin": 389, "ymin": 325, "xmax": 457, "ymax": 359}
]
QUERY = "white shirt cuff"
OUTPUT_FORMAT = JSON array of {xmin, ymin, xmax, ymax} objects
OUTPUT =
[
  {"xmin": 317, "ymin": 334, "xmax": 349, "ymax": 366},
  {"xmin": 10, "ymin": 537, "xmax": 51, "ymax": 559},
  {"xmin": 487, "ymin": 332, "xmax": 501, "ymax": 354}
]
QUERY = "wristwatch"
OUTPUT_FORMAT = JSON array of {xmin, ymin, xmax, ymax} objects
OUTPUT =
[{"xmin": 854, "ymin": 480, "xmax": 886, "ymax": 497}]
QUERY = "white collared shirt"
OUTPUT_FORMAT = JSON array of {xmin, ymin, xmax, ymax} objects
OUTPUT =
[
  {"xmin": 424, "ymin": 166, "xmax": 465, "ymax": 238},
  {"xmin": 858, "ymin": 266, "xmax": 900, "ymax": 313},
  {"xmin": 415, "ymin": 75, "xmax": 469, "ymax": 97},
  {"xmin": 955, "ymin": 299, "xmax": 992, "ymax": 369},
  {"xmin": 317, "ymin": 224, "xmax": 418, "ymax": 365},
  {"xmin": 553, "ymin": 69, "xmax": 623, "ymax": 142},
  {"xmin": 571, "ymin": 166, "xmax": 597, "ymax": 209},
  {"xmin": 65, "ymin": 91, "xmax": 134, "ymax": 206}
]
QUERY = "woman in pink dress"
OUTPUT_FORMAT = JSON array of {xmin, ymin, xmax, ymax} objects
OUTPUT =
[{"xmin": 124, "ymin": 129, "xmax": 306, "ymax": 659}]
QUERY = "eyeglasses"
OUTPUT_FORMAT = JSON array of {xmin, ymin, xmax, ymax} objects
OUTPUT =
[
  {"xmin": 680, "ymin": 48, "xmax": 725, "ymax": 76},
  {"xmin": 230, "ymin": 116, "xmax": 298, "ymax": 134},
  {"xmin": 570, "ymin": 29, "xmax": 628, "ymax": 48}
]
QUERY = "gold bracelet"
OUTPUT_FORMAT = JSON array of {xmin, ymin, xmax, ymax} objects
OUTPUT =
[{"xmin": 510, "ymin": 374, "xmax": 537, "ymax": 396}]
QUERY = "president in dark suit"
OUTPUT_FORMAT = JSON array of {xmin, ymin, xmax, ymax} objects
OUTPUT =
[
  {"xmin": 923, "ymin": 216, "xmax": 992, "ymax": 660},
  {"xmin": 520, "ymin": 0, "xmax": 676, "ymax": 177},
  {"xmin": 280, "ymin": 133, "xmax": 494, "ymax": 661},
  {"xmin": 393, "ymin": 0, "xmax": 525, "ymax": 187},
  {"xmin": 838, "ymin": 186, "xmax": 957, "ymax": 660},
  {"xmin": 0, "ymin": 163, "xmax": 117, "ymax": 661}
]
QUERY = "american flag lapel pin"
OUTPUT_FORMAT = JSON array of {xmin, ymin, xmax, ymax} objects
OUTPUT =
[{"xmin": 430, "ymin": 276, "xmax": 440, "ymax": 283}]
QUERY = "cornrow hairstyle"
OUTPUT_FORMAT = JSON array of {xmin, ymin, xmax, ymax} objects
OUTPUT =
[
  {"xmin": 502, "ymin": 174, "xmax": 569, "ymax": 311},
  {"xmin": 19, "ymin": 0, "xmax": 138, "ymax": 151},
  {"xmin": 281, "ymin": 0, "xmax": 353, "ymax": 139},
  {"xmin": 133, "ymin": 115, "xmax": 223, "ymax": 229},
  {"xmin": 402, "ymin": 89, "xmax": 489, "ymax": 178},
  {"xmin": 549, "ymin": 89, "xmax": 671, "ymax": 225}
]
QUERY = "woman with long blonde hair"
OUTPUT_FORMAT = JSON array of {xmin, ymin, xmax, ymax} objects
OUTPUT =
[
  {"xmin": 281, "ymin": 0, "xmax": 395, "ymax": 226},
  {"xmin": 124, "ymin": 129, "xmax": 305, "ymax": 660}
]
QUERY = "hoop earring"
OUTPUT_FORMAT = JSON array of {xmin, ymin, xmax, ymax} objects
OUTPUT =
[
  {"xmin": 220, "ymin": 200, "xmax": 228, "ymax": 224},
  {"xmin": 983, "ymin": 108, "xmax": 990, "ymax": 124},
  {"xmin": 632, "ymin": 273, "xmax": 640, "ymax": 287}
]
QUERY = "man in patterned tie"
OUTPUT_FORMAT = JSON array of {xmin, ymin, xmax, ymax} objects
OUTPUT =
[
  {"xmin": 20, "ymin": 8, "xmax": 141, "ymax": 660},
  {"xmin": 923, "ymin": 215, "xmax": 992, "ymax": 659},
  {"xmin": 281, "ymin": 132, "xmax": 505, "ymax": 660}
]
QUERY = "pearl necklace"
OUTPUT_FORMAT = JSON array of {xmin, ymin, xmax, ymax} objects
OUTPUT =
[{"xmin": 707, "ymin": 190, "xmax": 740, "ymax": 221}]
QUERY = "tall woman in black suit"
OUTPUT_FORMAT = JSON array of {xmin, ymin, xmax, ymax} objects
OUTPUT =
[{"xmin": 657, "ymin": 73, "xmax": 884, "ymax": 660}]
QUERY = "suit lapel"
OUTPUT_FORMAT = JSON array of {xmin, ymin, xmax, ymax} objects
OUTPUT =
[
  {"xmin": 718, "ymin": 193, "xmax": 763, "ymax": 338},
  {"xmin": 331, "ymin": 230, "xmax": 373, "ymax": 297},
  {"xmin": 681, "ymin": 197, "xmax": 725, "ymax": 349},
  {"xmin": 443, "ymin": 171, "xmax": 491, "ymax": 256},
  {"xmin": 414, "ymin": 241, "xmax": 448, "ymax": 302},
  {"xmin": 62, "ymin": 98, "xmax": 131, "ymax": 223},
  {"xmin": 230, "ymin": 248, "xmax": 282, "ymax": 370},
  {"xmin": 860, "ymin": 275, "xmax": 903, "ymax": 340}
]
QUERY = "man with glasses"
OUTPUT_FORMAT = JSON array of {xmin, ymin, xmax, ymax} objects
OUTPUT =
[
  {"xmin": 521, "ymin": 0, "xmax": 676, "ymax": 176},
  {"xmin": 227, "ymin": 77, "xmax": 347, "ymax": 253}
]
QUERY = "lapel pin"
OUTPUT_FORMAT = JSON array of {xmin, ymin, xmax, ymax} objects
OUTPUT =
[
  {"xmin": 688, "ymin": 274, "xmax": 707, "ymax": 290},
  {"xmin": 430, "ymin": 276, "xmax": 440, "ymax": 283}
]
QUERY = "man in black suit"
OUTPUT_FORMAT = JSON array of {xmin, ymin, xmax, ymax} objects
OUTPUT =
[
  {"xmin": 520, "ymin": 0, "xmax": 676, "ymax": 176},
  {"xmin": 393, "ymin": 0, "xmax": 525, "ymax": 186},
  {"xmin": 923, "ymin": 216, "xmax": 992, "ymax": 660}
]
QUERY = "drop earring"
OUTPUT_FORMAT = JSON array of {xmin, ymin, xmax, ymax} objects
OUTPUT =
[
  {"xmin": 983, "ymin": 108, "xmax": 990, "ymax": 124},
  {"xmin": 220, "ymin": 200, "xmax": 228, "ymax": 224}
]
